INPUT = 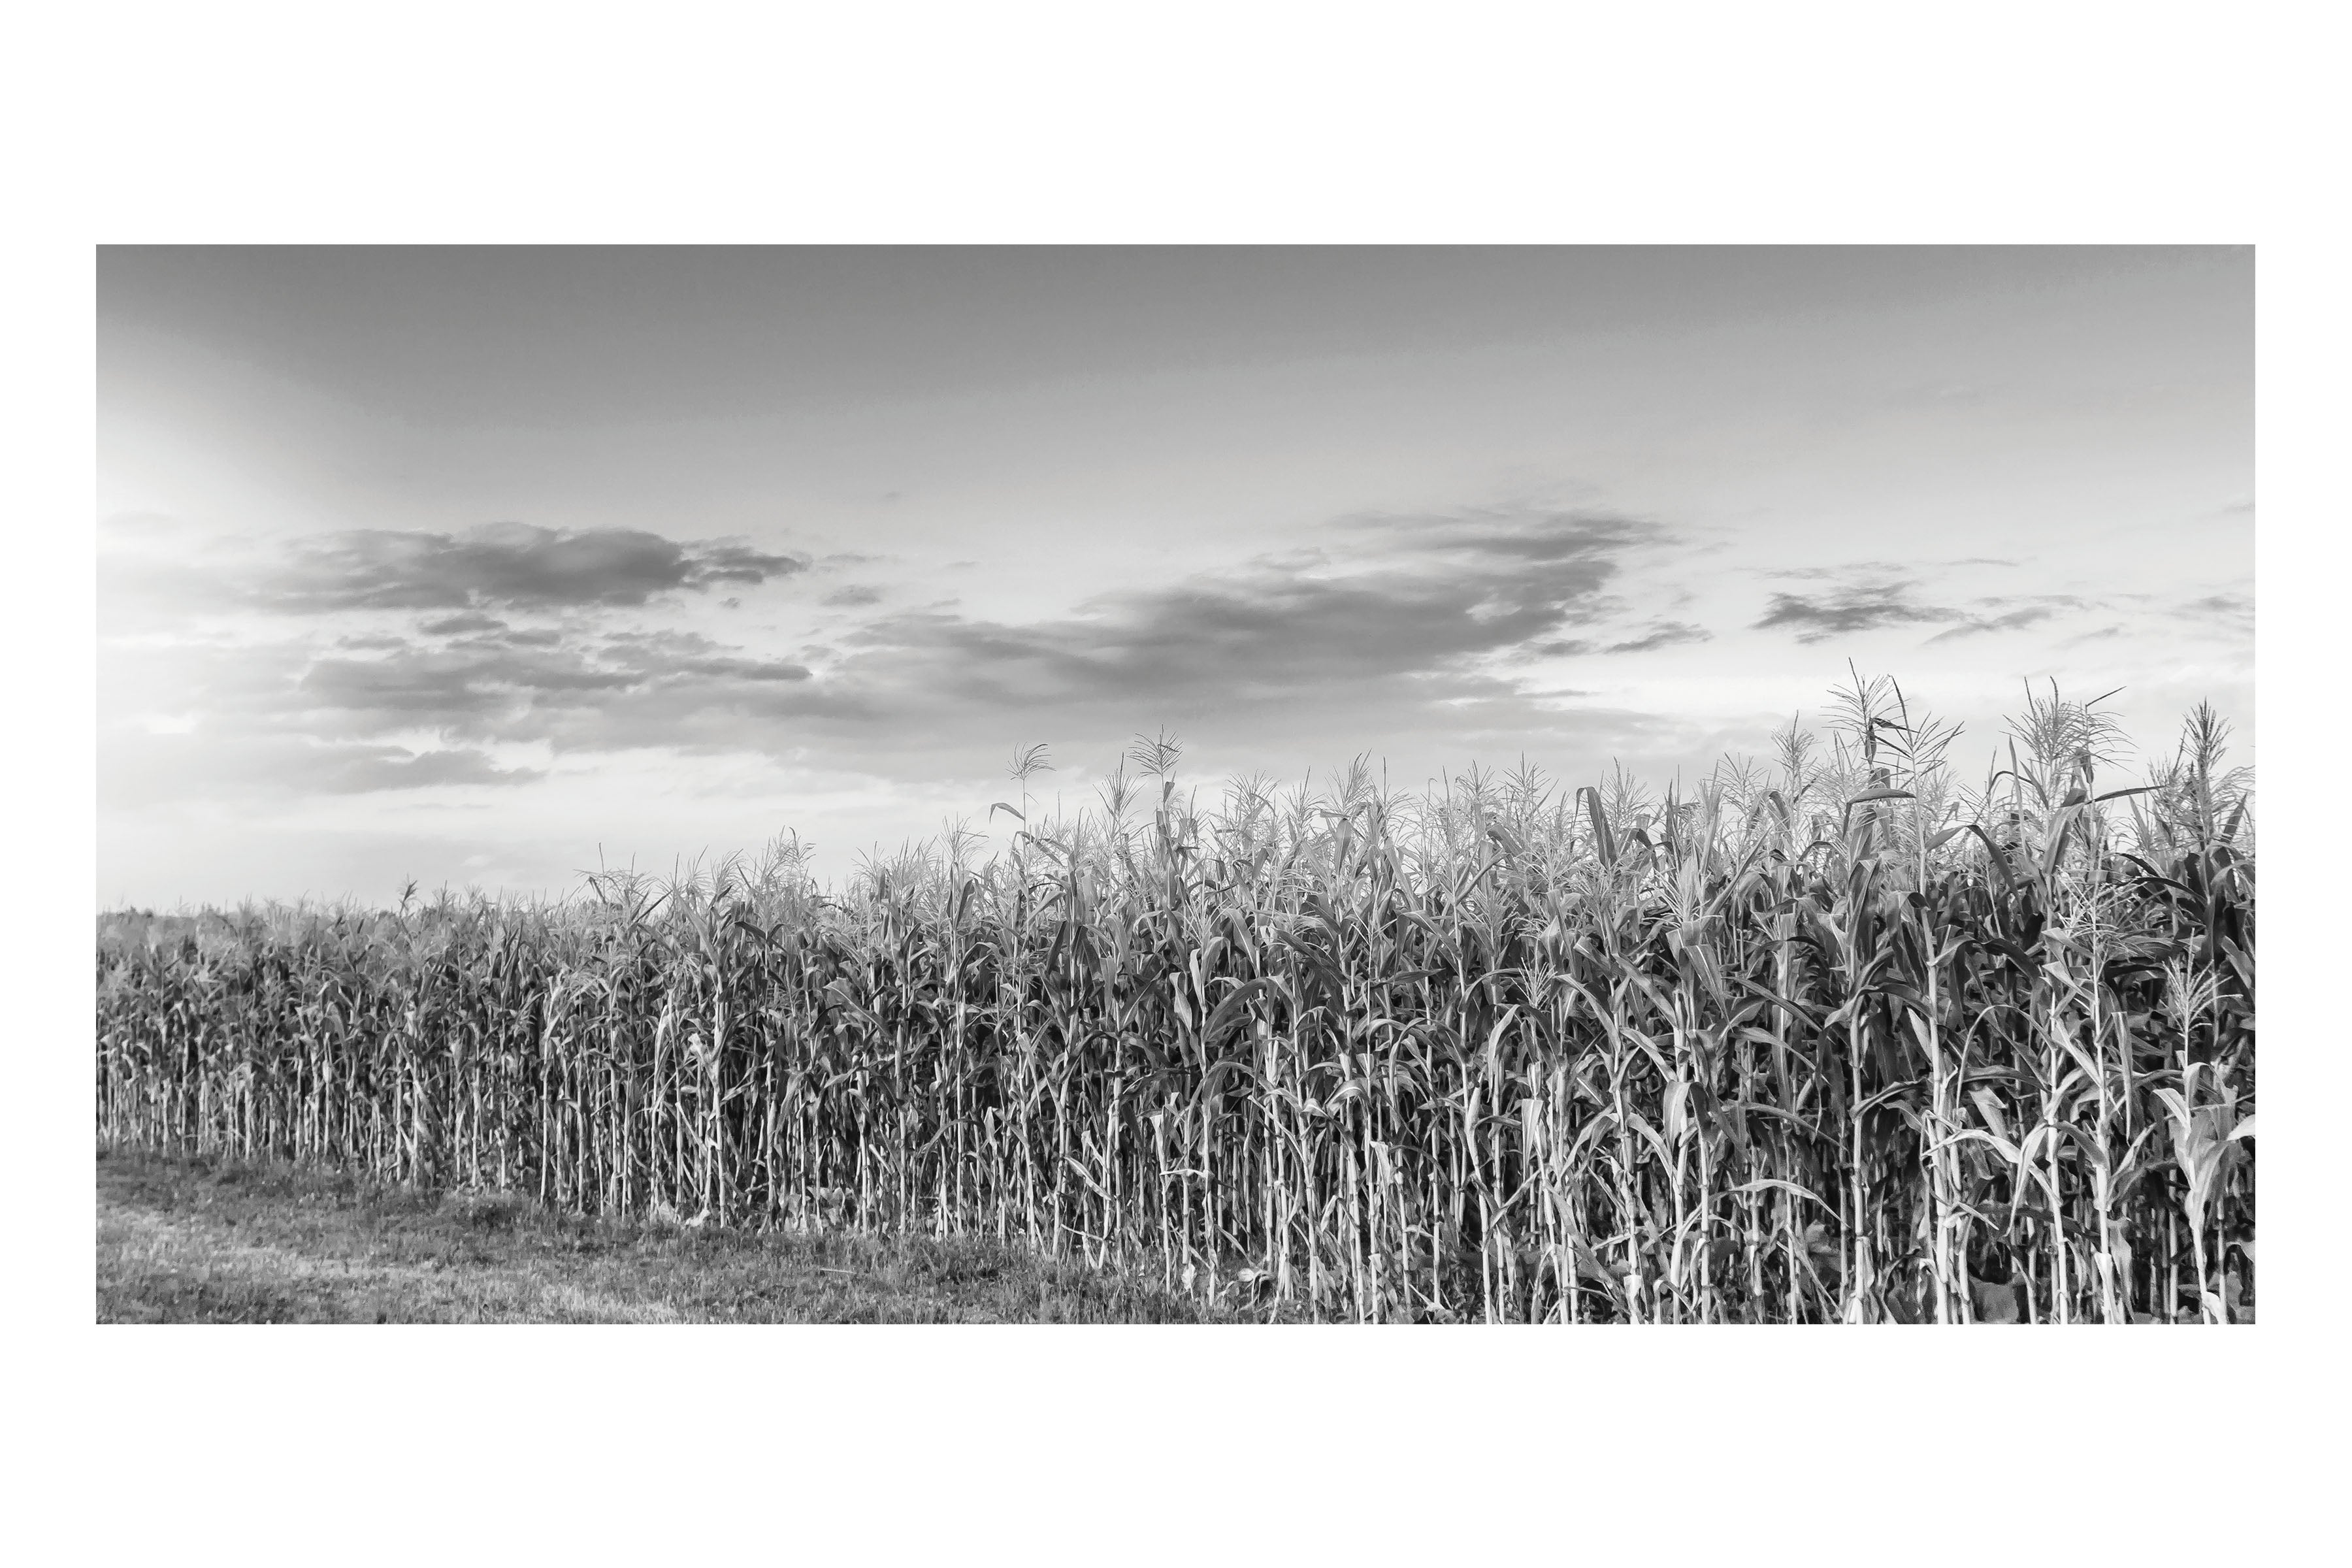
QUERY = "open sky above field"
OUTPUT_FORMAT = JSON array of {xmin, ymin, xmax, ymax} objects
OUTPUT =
[{"xmin": 97, "ymin": 246, "xmax": 2253, "ymax": 907}]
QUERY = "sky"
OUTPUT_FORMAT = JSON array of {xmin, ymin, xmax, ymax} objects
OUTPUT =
[{"xmin": 96, "ymin": 246, "xmax": 2254, "ymax": 907}]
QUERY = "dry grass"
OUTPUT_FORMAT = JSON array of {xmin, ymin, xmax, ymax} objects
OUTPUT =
[{"xmin": 97, "ymin": 1147, "xmax": 1278, "ymax": 1323}]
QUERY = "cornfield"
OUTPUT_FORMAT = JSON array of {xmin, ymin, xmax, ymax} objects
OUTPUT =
[{"xmin": 95, "ymin": 676, "xmax": 2254, "ymax": 1322}]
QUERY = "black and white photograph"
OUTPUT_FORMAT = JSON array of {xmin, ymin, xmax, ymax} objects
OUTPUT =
[
  {"xmin": 95, "ymin": 245, "xmax": 2254, "ymax": 1327},
  {"xmin": 24, "ymin": 8, "xmax": 2336, "ymax": 1561}
]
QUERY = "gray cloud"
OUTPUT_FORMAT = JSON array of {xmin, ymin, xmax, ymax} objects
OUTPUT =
[
  {"xmin": 1755, "ymin": 579, "xmax": 1955, "ymax": 642},
  {"xmin": 2179, "ymin": 590, "xmax": 2253, "ymax": 630},
  {"xmin": 595, "ymin": 630, "xmax": 815, "ymax": 684},
  {"xmin": 299, "ymin": 644, "xmax": 640, "ymax": 724},
  {"xmin": 293, "ymin": 629, "xmax": 814, "ymax": 739},
  {"xmin": 105, "ymin": 508, "xmax": 1702, "ymax": 797},
  {"xmin": 1756, "ymin": 570, "xmax": 2100, "ymax": 645},
  {"xmin": 120, "ymin": 510, "xmax": 1666, "ymax": 764},
  {"xmin": 1337, "ymin": 508, "xmax": 1653, "ymax": 564},
  {"xmin": 98, "ymin": 726, "xmax": 542, "ymax": 807},
  {"xmin": 1761, "ymin": 561, "xmax": 1912, "ymax": 582},
  {"xmin": 257, "ymin": 521, "xmax": 807, "ymax": 612},
  {"xmin": 823, "ymin": 585, "xmax": 885, "ymax": 608},
  {"xmin": 1925, "ymin": 596, "xmax": 2089, "ymax": 642},
  {"xmin": 1522, "ymin": 617, "xmax": 1713, "ymax": 660},
  {"xmin": 312, "ymin": 745, "xmax": 545, "ymax": 792},
  {"xmin": 1925, "ymin": 609, "xmax": 2048, "ymax": 642},
  {"xmin": 831, "ymin": 511, "xmax": 1655, "ymax": 717},
  {"xmin": 1604, "ymin": 620, "xmax": 1713, "ymax": 654},
  {"xmin": 420, "ymin": 610, "xmax": 510, "ymax": 636}
]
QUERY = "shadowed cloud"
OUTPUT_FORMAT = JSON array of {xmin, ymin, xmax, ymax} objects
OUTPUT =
[
  {"xmin": 2179, "ymin": 591, "xmax": 2253, "ymax": 630},
  {"xmin": 106, "ymin": 509, "xmax": 1687, "ymax": 779},
  {"xmin": 312, "ymin": 745, "xmax": 546, "ymax": 792},
  {"xmin": 831, "ymin": 510, "xmax": 1659, "ymax": 718},
  {"xmin": 99, "ymin": 728, "xmax": 544, "ymax": 806},
  {"xmin": 1603, "ymin": 620, "xmax": 1713, "ymax": 654},
  {"xmin": 1757, "ymin": 568, "xmax": 2099, "ymax": 645},
  {"xmin": 295, "ymin": 630, "xmax": 814, "ymax": 737},
  {"xmin": 419, "ymin": 610, "xmax": 510, "ymax": 636},
  {"xmin": 259, "ymin": 522, "xmax": 807, "ymax": 612},
  {"xmin": 1925, "ymin": 596, "xmax": 2090, "ymax": 642},
  {"xmin": 1756, "ymin": 579, "xmax": 1955, "ymax": 642}
]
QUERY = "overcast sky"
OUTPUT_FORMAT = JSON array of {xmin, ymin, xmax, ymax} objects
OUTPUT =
[{"xmin": 97, "ymin": 246, "xmax": 2253, "ymax": 907}]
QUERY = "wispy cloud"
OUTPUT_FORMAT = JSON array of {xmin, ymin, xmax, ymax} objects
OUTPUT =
[
  {"xmin": 2178, "ymin": 590, "xmax": 2253, "ymax": 630},
  {"xmin": 1603, "ymin": 619, "xmax": 1712, "ymax": 654},
  {"xmin": 822, "ymin": 510, "xmax": 1661, "ymax": 725},
  {"xmin": 1761, "ymin": 561, "xmax": 1913, "ymax": 582},
  {"xmin": 255, "ymin": 522, "xmax": 808, "ymax": 612},
  {"xmin": 310, "ymin": 745, "xmax": 545, "ymax": 792},
  {"xmin": 1754, "ymin": 578, "xmax": 1955, "ymax": 642},
  {"xmin": 1756, "ymin": 565, "xmax": 2100, "ymax": 646},
  {"xmin": 293, "ymin": 628, "xmax": 817, "ymax": 740},
  {"xmin": 417, "ymin": 610, "xmax": 510, "ymax": 636},
  {"xmin": 99, "ymin": 725, "xmax": 544, "ymax": 806},
  {"xmin": 1925, "ymin": 596, "xmax": 2090, "ymax": 642},
  {"xmin": 103, "ymin": 509, "xmax": 1692, "ymax": 789}
]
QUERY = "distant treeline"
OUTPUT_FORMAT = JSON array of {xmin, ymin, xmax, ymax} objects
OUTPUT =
[{"xmin": 96, "ymin": 677, "xmax": 2255, "ymax": 1322}]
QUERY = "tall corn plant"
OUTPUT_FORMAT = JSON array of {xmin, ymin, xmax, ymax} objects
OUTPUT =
[{"xmin": 96, "ymin": 678, "xmax": 2253, "ymax": 1323}]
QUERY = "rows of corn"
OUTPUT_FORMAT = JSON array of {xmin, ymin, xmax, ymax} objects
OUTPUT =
[{"xmin": 95, "ymin": 678, "xmax": 2254, "ymax": 1322}]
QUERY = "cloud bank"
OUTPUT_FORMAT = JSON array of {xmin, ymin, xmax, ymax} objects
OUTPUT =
[
  {"xmin": 105, "ymin": 510, "xmax": 1711, "ymax": 796},
  {"xmin": 104, "ymin": 507, "xmax": 2198, "ymax": 832},
  {"xmin": 256, "ymin": 521, "xmax": 808, "ymax": 611}
]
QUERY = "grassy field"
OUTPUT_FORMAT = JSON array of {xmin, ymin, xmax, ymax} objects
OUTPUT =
[{"xmin": 97, "ymin": 1147, "xmax": 1281, "ymax": 1323}]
